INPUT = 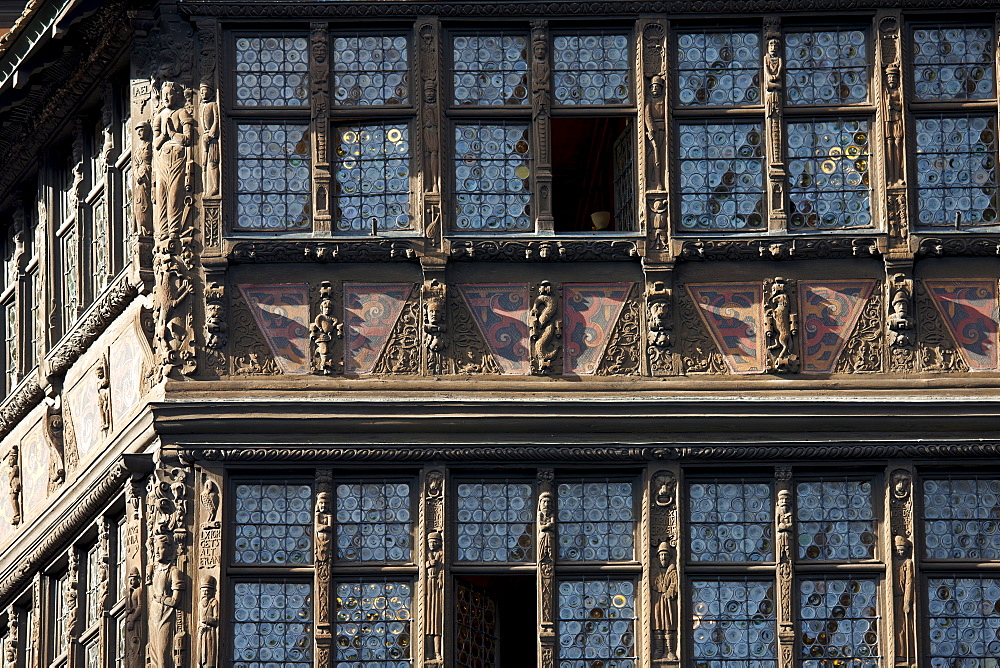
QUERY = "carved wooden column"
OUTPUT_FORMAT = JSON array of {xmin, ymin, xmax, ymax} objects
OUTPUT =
[
  {"xmin": 887, "ymin": 463, "xmax": 916, "ymax": 667},
  {"xmin": 775, "ymin": 466, "xmax": 794, "ymax": 668},
  {"xmin": 876, "ymin": 13, "xmax": 909, "ymax": 255},
  {"xmin": 885, "ymin": 262, "xmax": 915, "ymax": 372},
  {"xmin": 530, "ymin": 280, "xmax": 561, "ymax": 375},
  {"xmin": 123, "ymin": 457, "xmax": 150, "ymax": 668},
  {"xmin": 195, "ymin": 467, "xmax": 222, "ymax": 668},
  {"xmin": 764, "ymin": 19, "xmax": 788, "ymax": 232},
  {"xmin": 314, "ymin": 470, "xmax": 333, "ymax": 668},
  {"xmin": 763, "ymin": 276, "xmax": 799, "ymax": 373},
  {"xmin": 310, "ymin": 23, "xmax": 332, "ymax": 234},
  {"xmin": 65, "ymin": 548, "xmax": 80, "ymax": 668},
  {"xmin": 97, "ymin": 517, "xmax": 111, "ymax": 666},
  {"xmin": 422, "ymin": 468, "xmax": 445, "ymax": 667},
  {"xmin": 649, "ymin": 468, "xmax": 679, "ymax": 667},
  {"xmin": 417, "ymin": 18, "xmax": 444, "ymax": 253},
  {"xmin": 536, "ymin": 469, "xmax": 556, "ymax": 668},
  {"xmin": 639, "ymin": 18, "xmax": 668, "ymax": 250},
  {"xmin": 530, "ymin": 21, "xmax": 555, "ymax": 235},
  {"xmin": 5, "ymin": 603, "xmax": 18, "ymax": 666}
]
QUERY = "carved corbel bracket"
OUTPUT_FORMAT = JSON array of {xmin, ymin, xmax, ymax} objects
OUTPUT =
[
  {"xmin": 42, "ymin": 390, "xmax": 66, "ymax": 487},
  {"xmin": 645, "ymin": 277, "xmax": 674, "ymax": 376},
  {"xmin": 886, "ymin": 271, "xmax": 916, "ymax": 372},
  {"xmin": 421, "ymin": 278, "xmax": 449, "ymax": 375},
  {"xmin": 763, "ymin": 277, "xmax": 799, "ymax": 373},
  {"xmin": 529, "ymin": 280, "xmax": 561, "ymax": 375},
  {"xmin": 310, "ymin": 281, "xmax": 343, "ymax": 376}
]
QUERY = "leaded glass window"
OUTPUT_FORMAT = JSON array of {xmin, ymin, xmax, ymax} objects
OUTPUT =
[
  {"xmin": 787, "ymin": 119, "xmax": 871, "ymax": 229},
  {"xmin": 453, "ymin": 123, "xmax": 532, "ymax": 232},
  {"xmin": 927, "ymin": 577, "xmax": 1000, "ymax": 665},
  {"xmin": 335, "ymin": 481, "xmax": 412, "ymax": 562},
  {"xmin": 689, "ymin": 480, "xmax": 773, "ymax": 562},
  {"xmin": 61, "ymin": 222, "xmax": 79, "ymax": 329},
  {"xmin": 691, "ymin": 579, "xmax": 777, "ymax": 667},
  {"xmin": 232, "ymin": 581, "xmax": 313, "ymax": 668},
  {"xmin": 234, "ymin": 35, "xmax": 309, "ymax": 107},
  {"xmin": 52, "ymin": 572, "xmax": 68, "ymax": 656},
  {"xmin": 796, "ymin": 479, "xmax": 876, "ymax": 561},
  {"xmin": 455, "ymin": 480, "xmax": 533, "ymax": 562},
  {"xmin": 334, "ymin": 123, "xmax": 412, "ymax": 234},
  {"xmin": 557, "ymin": 579, "xmax": 636, "ymax": 667},
  {"xmin": 233, "ymin": 482, "xmax": 313, "ymax": 565},
  {"xmin": 334, "ymin": 581, "xmax": 412, "ymax": 666},
  {"xmin": 234, "ymin": 123, "xmax": 311, "ymax": 231},
  {"xmin": 557, "ymin": 479, "xmax": 635, "ymax": 562},
  {"xmin": 676, "ymin": 30, "xmax": 762, "ymax": 107},
  {"xmin": 913, "ymin": 25, "xmax": 995, "ymax": 101},
  {"xmin": 785, "ymin": 29, "xmax": 868, "ymax": 105},
  {"xmin": 923, "ymin": 477, "xmax": 1000, "ymax": 560},
  {"xmin": 115, "ymin": 516, "xmax": 126, "ymax": 601},
  {"xmin": 4, "ymin": 299, "xmax": 16, "ymax": 394},
  {"xmin": 85, "ymin": 639, "xmax": 100, "ymax": 668},
  {"xmin": 333, "ymin": 34, "xmax": 409, "ymax": 106},
  {"xmin": 798, "ymin": 578, "xmax": 880, "ymax": 667},
  {"xmin": 456, "ymin": 581, "xmax": 498, "ymax": 666},
  {"xmin": 85, "ymin": 544, "xmax": 101, "ymax": 626},
  {"xmin": 552, "ymin": 31, "xmax": 630, "ymax": 105},
  {"xmin": 452, "ymin": 33, "xmax": 529, "ymax": 106}
]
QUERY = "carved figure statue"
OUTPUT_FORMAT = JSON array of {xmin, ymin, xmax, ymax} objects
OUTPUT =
[
  {"xmin": 776, "ymin": 488, "xmax": 793, "ymax": 562},
  {"xmin": 644, "ymin": 75, "xmax": 666, "ymax": 190},
  {"xmin": 153, "ymin": 249, "xmax": 193, "ymax": 378},
  {"xmin": 530, "ymin": 281, "xmax": 560, "ymax": 374},
  {"xmin": 198, "ymin": 576, "xmax": 219, "ymax": 668},
  {"xmin": 310, "ymin": 282, "xmax": 343, "ymax": 375},
  {"xmin": 125, "ymin": 567, "xmax": 143, "ymax": 668},
  {"xmin": 152, "ymin": 82, "xmax": 194, "ymax": 244},
  {"xmin": 204, "ymin": 284, "xmax": 227, "ymax": 351},
  {"xmin": 96, "ymin": 355, "xmax": 111, "ymax": 434},
  {"xmin": 765, "ymin": 278, "xmax": 798, "ymax": 372},
  {"xmin": 422, "ymin": 81, "xmax": 440, "ymax": 192},
  {"xmin": 652, "ymin": 541, "xmax": 678, "ymax": 660},
  {"xmin": 764, "ymin": 36, "xmax": 782, "ymax": 105},
  {"xmin": 201, "ymin": 478, "xmax": 220, "ymax": 525},
  {"xmin": 894, "ymin": 535, "xmax": 914, "ymax": 659},
  {"xmin": 147, "ymin": 533, "xmax": 184, "ymax": 668},
  {"xmin": 423, "ymin": 280, "xmax": 447, "ymax": 358},
  {"xmin": 892, "ymin": 470, "xmax": 910, "ymax": 500},
  {"xmin": 884, "ymin": 64, "xmax": 903, "ymax": 186},
  {"xmin": 531, "ymin": 31, "xmax": 550, "ymax": 116},
  {"xmin": 133, "ymin": 122, "xmax": 154, "ymax": 239},
  {"xmin": 200, "ymin": 84, "xmax": 220, "ymax": 198},
  {"xmin": 6, "ymin": 445, "xmax": 20, "ymax": 526},
  {"xmin": 887, "ymin": 276, "xmax": 914, "ymax": 348},
  {"xmin": 425, "ymin": 530, "xmax": 443, "ymax": 661},
  {"xmin": 538, "ymin": 490, "xmax": 555, "ymax": 532}
]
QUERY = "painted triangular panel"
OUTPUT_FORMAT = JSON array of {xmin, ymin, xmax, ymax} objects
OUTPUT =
[
  {"xmin": 239, "ymin": 284, "xmax": 311, "ymax": 374},
  {"xmin": 563, "ymin": 283, "xmax": 633, "ymax": 375},
  {"xmin": 458, "ymin": 284, "xmax": 531, "ymax": 375},
  {"xmin": 924, "ymin": 280, "xmax": 999, "ymax": 371},
  {"xmin": 798, "ymin": 280, "xmax": 876, "ymax": 373},
  {"xmin": 687, "ymin": 283, "xmax": 764, "ymax": 374},
  {"xmin": 344, "ymin": 283, "xmax": 413, "ymax": 374}
]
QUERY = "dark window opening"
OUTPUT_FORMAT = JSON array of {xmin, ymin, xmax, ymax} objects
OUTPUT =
[
  {"xmin": 552, "ymin": 117, "xmax": 635, "ymax": 233},
  {"xmin": 456, "ymin": 574, "xmax": 537, "ymax": 668}
]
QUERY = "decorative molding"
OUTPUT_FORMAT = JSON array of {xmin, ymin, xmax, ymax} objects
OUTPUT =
[
  {"xmin": 915, "ymin": 280, "xmax": 966, "ymax": 372},
  {"xmin": 450, "ymin": 239, "xmax": 639, "ymax": 262},
  {"xmin": 449, "ymin": 288, "xmax": 502, "ymax": 375},
  {"xmin": 0, "ymin": 377, "xmax": 42, "ymax": 441},
  {"xmin": 228, "ymin": 241, "xmax": 417, "ymax": 263},
  {"xmin": 678, "ymin": 237, "xmax": 880, "ymax": 262},
  {"xmin": 916, "ymin": 236, "xmax": 1000, "ymax": 257},
  {"xmin": 676, "ymin": 284, "xmax": 726, "ymax": 374}
]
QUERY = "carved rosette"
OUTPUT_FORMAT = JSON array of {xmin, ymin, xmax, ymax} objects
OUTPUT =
[
  {"xmin": 423, "ymin": 470, "xmax": 444, "ymax": 665},
  {"xmin": 310, "ymin": 281, "xmax": 343, "ymax": 376},
  {"xmin": 650, "ymin": 471, "xmax": 678, "ymax": 664},
  {"xmin": 536, "ymin": 469, "xmax": 556, "ymax": 668},
  {"xmin": 645, "ymin": 281, "xmax": 674, "ymax": 376},
  {"xmin": 886, "ymin": 272, "xmax": 916, "ymax": 371},
  {"xmin": 530, "ymin": 280, "xmax": 561, "ymax": 375},
  {"xmin": 764, "ymin": 19, "xmax": 787, "ymax": 228},
  {"xmin": 889, "ymin": 468, "xmax": 915, "ymax": 664},
  {"xmin": 764, "ymin": 277, "xmax": 799, "ymax": 373},
  {"xmin": 314, "ymin": 470, "xmax": 333, "ymax": 668},
  {"xmin": 422, "ymin": 279, "xmax": 449, "ymax": 375},
  {"xmin": 775, "ymin": 466, "xmax": 794, "ymax": 668}
]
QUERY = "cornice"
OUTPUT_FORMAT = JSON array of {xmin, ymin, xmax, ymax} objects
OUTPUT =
[{"xmin": 228, "ymin": 239, "xmax": 418, "ymax": 263}]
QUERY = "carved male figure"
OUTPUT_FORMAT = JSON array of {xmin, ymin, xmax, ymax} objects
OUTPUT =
[
  {"xmin": 147, "ymin": 533, "xmax": 184, "ymax": 668},
  {"xmin": 425, "ymin": 530, "xmax": 443, "ymax": 661},
  {"xmin": 644, "ymin": 76, "xmax": 666, "ymax": 190},
  {"xmin": 887, "ymin": 283, "xmax": 914, "ymax": 348},
  {"xmin": 894, "ymin": 535, "xmax": 914, "ymax": 659},
  {"xmin": 96, "ymin": 355, "xmax": 111, "ymax": 434},
  {"xmin": 5, "ymin": 445, "xmax": 20, "ymax": 526},
  {"xmin": 152, "ymin": 82, "xmax": 194, "ymax": 243},
  {"xmin": 198, "ymin": 576, "xmax": 219, "ymax": 668},
  {"xmin": 200, "ymin": 84, "xmax": 220, "ymax": 198},
  {"xmin": 652, "ymin": 541, "xmax": 678, "ymax": 660},
  {"xmin": 125, "ymin": 567, "xmax": 143, "ymax": 668}
]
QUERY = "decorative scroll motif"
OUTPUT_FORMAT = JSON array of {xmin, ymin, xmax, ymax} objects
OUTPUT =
[
  {"xmin": 238, "ymin": 284, "xmax": 311, "ymax": 374},
  {"xmin": 650, "ymin": 472, "xmax": 677, "ymax": 662},
  {"xmin": 646, "ymin": 281, "xmax": 673, "ymax": 376},
  {"xmin": 43, "ymin": 396, "xmax": 66, "ymax": 485},
  {"xmin": 424, "ymin": 470, "xmax": 444, "ymax": 665},
  {"xmin": 597, "ymin": 286, "xmax": 642, "ymax": 375},
  {"xmin": 530, "ymin": 281, "xmax": 561, "ymax": 375},
  {"xmin": 450, "ymin": 239, "xmax": 639, "ymax": 262},
  {"xmin": 229, "ymin": 240, "xmax": 417, "ymax": 263},
  {"xmin": 197, "ymin": 575, "xmax": 218, "ymax": 668},
  {"xmin": 449, "ymin": 289, "xmax": 502, "ymax": 375},
  {"xmin": 343, "ymin": 283, "xmax": 413, "ymax": 374},
  {"xmin": 917, "ymin": 236, "xmax": 1000, "ymax": 258},
  {"xmin": 837, "ymin": 286, "xmax": 884, "ymax": 373},
  {"xmin": 763, "ymin": 277, "xmax": 798, "ymax": 372},
  {"xmin": 537, "ymin": 469, "xmax": 556, "ymax": 667},
  {"xmin": 203, "ymin": 282, "xmax": 227, "ymax": 373},
  {"xmin": 923, "ymin": 279, "xmax": 999, "ymax": 370},
  {"xmin": 310, "ymin": 281, "xmax": 343, "ymax": 375},
  {"xmin": 458, "ymin": 284, "xmax": 531, "ymax": 375},
  {"xmin": 314, "ymin": 471, "xmax": 332, "ymax": 668},
  {"xmin": 642, "ymin": 23, "xmax": 666, "ymax": 191},
  {"xmin": 687, "ymin": 283, "xmax": 764, "ymax": 374},
  {"xmin": 372, "ymin": 298, "xmax": 420, "ymax": 374},
  {"xmin": 676, "ymin": 285, "xmax": 727, "ymax": 374},
  {"xmin": 764, "ymin": 19, "xmax": 786, "ymax": 227},
  {"xmin": 422, "ymin": 280, "xmax": 449, "ymax": 375},
  {"xmin": 563, "ymin": 283, "xmax": 632, "ymax": 375},
  {"xmin": 678, "ymin": 237, "xmax": 879, "ymax": 262},
  {"xmin": 146, "ymin": 465, "xmax": 189, "ymax": 668},
  {"xmin": 775, "ymin": 466, "xmax": 794, "ymax": 668},
  {"xmin": 890, "ymin": 469, "xmax": 914, "ymax": 663},
  {"xmin": 5, "ymin": 446, "xmax": 20, "ymax": 526},
  {"xmin": 798, "ymin": 281, "xmax": 875, "ymax": 373}
]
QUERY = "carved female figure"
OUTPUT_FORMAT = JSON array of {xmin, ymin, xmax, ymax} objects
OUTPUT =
[
  {"xmin": 644, "ymin": 76, "xmax": 666, "ymax": 190},
  {"xmin": 133, "ymin": 122, "xmax": 154, "ymax": 238},
  {"xmin": 147, "ymin": 533, "xmax": 184, "ymax": 668},
  {"xmin": 425, "ymin": 530, "xmax": 443, "ymax": 661},
  {"xmin": 153, "ymin": 82, "xmax": 194, "ymax": 243},
  {"xmin": 895, "ymin": 535, "xmax": 914, "ymax": 659},
  {"xmin": 6, "ymin": 445, "xmax": 20, "ymax": 526}
]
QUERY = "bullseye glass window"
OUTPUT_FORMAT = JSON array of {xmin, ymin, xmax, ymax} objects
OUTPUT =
[
  {"xmin": 796, "ymin": 479, "xmax": 876, "ymax": 561},
  {"xmin": 923, "ymin": 477, "xmax": 1000, "ymax": 560},
  {"xmin": 787, "ymin": 119, "xmax": 871, "ymax": 229},
  {"xmin": 678, "ymin": 122, "xmax": 765, "ymax": 231},
  {"xmin": 232, "ymin": 581, "xmax": 312, "ymax": 668},
  {"xmin": 234, "ymin": 35, "xmax": 309, "ymax": 107},
  {"xmin": 557, "ymin": 480, "xmax": 635, "ymax": 562},
  {"xmin": 798, "ymin": 578, "xmax": 880, "ymax": 667},
  {"xmin": 557, "ymin": 579, "xmax": 637, "ymax": 667},
  {"xmin": 455, "ymin": 480, "xmax": 534, "ymax": 562},
  {"xmin": 234, "ymin": 123, "xmax": 311, "ymax": 231},
  {"xmin": 676, "ymin": 30, "xmax": 762, "ymax": 107},
  {"xmin": 453, "ymin": 123, "xmax": 532, "ymax": 232},
  {"xmin": 334, "ymin": 123, "xmax": 412, "ymax": 234},
  {"xmin": 691, "ymin": 579, "xmax": 777, "ymax": 667},
  {"xmin": 233, "ymin": 482, "xmax": 313, "ymax": 565},
  {"xmin": 785, "ymin": 29, "xmax": 868, "ymax": 105},
  {"xmin": 333, "ymin": 35, "xmax": 409, "ymax": 106},
  {"xmin": 915, "ymin": 115, "xmax": 998, "ymax": 229},
  {"xmin": 334, "ymin": 581, "xmax": 412, "ymax": 667},
  {"xmin": 453, "ymin": 33, "xmax": 529, "ymax": 106},
  {"xmin": 689, "ymin": 481, "xmax": 773, "ymax": 562},
  {"xmin": 913, "ymin": 25, "xmax": 995, "ymax": 101},
  {"xmin": 553, "ymin": 32, "xmax": 630, "ymax": 105},
  {"xmin": 927, "ymin": 577, "xmax": 1000, "ymax": 664},
  {"xmin": 335, "ymin": 482, "xmax": 412, "ymax": 562}
]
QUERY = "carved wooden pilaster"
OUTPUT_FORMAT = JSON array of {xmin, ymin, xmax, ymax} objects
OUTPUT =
[
  {"xmin": 201, "ymin": 279, "xmax": 227, "ymax": 377},
  {"xmin": 640, "ymin": 18, "xmax": 668, "ymax": 250},
  {"xmin": 313, "ymin": 470, "xmax": 332, "ymax": 668},
  {"xmin": 97, "ymin": 517, "xmax": 111, "ymax": 663},
  {"xmin": 5, "ymin": 444, "xmax": 21, "ymax": 526},
  {"xmin": 5, "ymin": 604, "xmax": 18, "ymax": 666},
  {"xmin": 649, "ymin": 469, "xmax": 678, "ymax": 666},
  {"xmin": 417, "ymin": 18, "xmax": 444, "ymax": 251},
  {"xmin": 763, "ymin": 277, "xmax": 798, "ymax": 373},
  {"xmin": 775, "ymin": 466, "xmax": 794, "ymax": 668},
  {"xmin": 888, "ymin": 464, "xmax": 915, "ymax": 666},
  {"xmin": 764, "ymin": 19, "xmax": 787, "ymax": 231},
  {"xmin": 65, "ymin": 548, "xmax": 80, "ymax": 668},
  {"xmin": 195, "ymin": 467, "xmax": 221, "ymax": 668},
  {"xmin": 536, "ymin": 469, "xmax": 555, "ymax": 668},
  {"xmin": 530, "ymin": 21, "xmax": 554, "ymax": 234},
  {"xmin": 422, "ymin": 468, "xmax": 444, "ymax": 666},
  {"xmin": 30, "ymin": 575, "xmax": 41, "ymax": 668},
  {"xmin": 885, "ymin": 262, "xmax": 916, "ymax": 372},
  {"xmin": 309, "ymin": 281, "xmax": 342, "ymax": 375},
  {"xmin": 530, "ymin": 280, "xmax": 561, "ymax": 375},
  {"xmin": 643, "ymin": 262, "xmax": 675, "ymax": 376},
  {"xmin": 876, "ymin": 13, "xmax": 909, "ymax": 254},
  {"xmin": 310, "ymin": 23, "xmax": 332, "ymax": 233},
  {"xmin": 197, "ymin": 19, "xmax": 222, "ymax": 254},
  {"xmin": 123, "ymin": 464, "xmax": 148, "ymax": 668}
]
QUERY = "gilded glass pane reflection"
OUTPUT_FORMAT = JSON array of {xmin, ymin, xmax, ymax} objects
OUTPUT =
[
  {"xmin": 928, "ymin": 577, "xmax": 1000, "ymax": 664},
  {"xmin": 785, "ymin": 30, "xmax": 868, "ymax": 105},
  {"xmin": 691, "ymin": 579, "xmax": 777, "ymax": 667},
  {"xmin": 677, "ymin": 31, "xmax": 762, "ymax": 107},
  {"xmin": 334, "ymin": 123, "xmax": 412, "ymax": 234},
  {"xmin": 333, "ymin": 35, "xmax": 409, "ymax": 105},
  {"xmin": 232, "ymin": 581, "xmax": 312, "ymax": 668},
  {"xmin": 553, "ymin": 32, "xmax": 630, "ymax": 105},
  {"xmin": 787, "ymin": 119, "xmax": 871, "ymax": 229},
  {"xmin": 913, "ymin": 26, "xmax": 995, "ymax": 101},
  {"xmin": 799, "ymin": 578, "xmax": 879, "ymax": 667},
  {"xmin": 916, "ymin": 115, "xmax": 998, "ymax": 229},
  {"xmin": 678, "ymin": 123, "xmax": 764, "ymax": 231},
  {"xmin": 557, "ymin": 480, "xmax": 635, "ymax": 561},
  {"xmin": 334, "ymin": 581, "xmax": 412, "ymax": 666},
  {"xmin": 796, "ymin": 480, "xmax": 876, "ymax": 561},
  {"xmin": 455, "ymin": 481, "xmax": 533, "ymax": 562},
  {"xmin": 235, "ymin": 123, "xmax": 311, "ymax": 231},
  {"xmin": 453, "ymin": 34, "xmax": 528, "ymax": 106},
  {"xmin": 924, "ymin": 478, "xmax": 1000, "ymax": 559},
  {"xmin": 235, "ymin": 35, "xmax": 309, "ymax": 107},
  {"xmin": 233, "ymin": 483, "xmax": 313, "ymax": 565},
  {"xmin": 453, "ymin": 123, "xmax": 532, "ymax": 232},
  {"xmin": 688, "ymin": 481, "xmax": 773, "ymax": 562},
  {"xmin": 557, "ymin": 579, "xmax": 636, "ymax": 667},
  {"xmin": 335, "ymin": 482, "xmax": 412, "ymax": 562}
]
